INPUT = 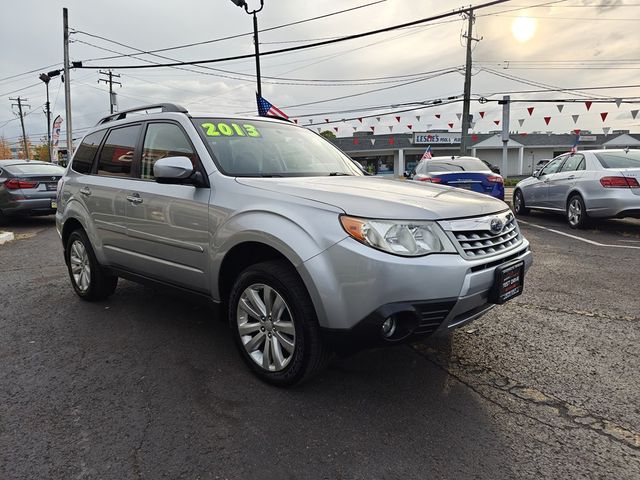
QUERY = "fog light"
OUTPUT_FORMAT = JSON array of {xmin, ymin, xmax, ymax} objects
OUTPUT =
[{"xmin": 381, "ymin": 316, "xmax": 397, "ymax": 338}]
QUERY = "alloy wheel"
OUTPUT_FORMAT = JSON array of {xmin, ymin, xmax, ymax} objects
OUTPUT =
[
  {"xmin": 514, "ymin": 192, "xmax": 522, "ymax": 212},
  {"xmin": 236, "ymin": 283, "xmax": 296, "ymax": 372},
  {"xmin": 69, "ymin": 240, "xmax": 91, "ymax": 292},
  {"xmin": 568, "ymin": 198, "xmax": 582, "ymax": 226}
]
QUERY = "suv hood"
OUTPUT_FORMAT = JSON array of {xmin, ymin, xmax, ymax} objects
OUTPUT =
[{"xmin": 236, "ymin": 176, "xmax": 506, "ymax": 220}]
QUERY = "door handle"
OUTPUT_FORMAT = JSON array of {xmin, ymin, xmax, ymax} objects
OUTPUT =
[
  {"xmin": 126, "ymin": 193, "xmax": 143, "ymax": 205},
  {"xmin": 567, "ymin": 175, "xmax": 576, "ymax": 180},
  {"xmin": 79, "ymin": 187, "xmax": 91, "ymax": 196}
]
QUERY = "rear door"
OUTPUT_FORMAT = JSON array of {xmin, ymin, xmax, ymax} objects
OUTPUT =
[
  {"xmin": 86, "ymin": 124, "xmax": 142, "ymax": 265},
  {"xmin": 548, "ymin": 154, "xmax": 586, "ymax": 208},
  {"xmin": 123, "ymin": 121, "xmax": 211, "ymax": 292}
]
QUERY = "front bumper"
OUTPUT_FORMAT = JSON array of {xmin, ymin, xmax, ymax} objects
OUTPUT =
[{"xmin": 299, "ymin": 235, "xmax": 532, "ymax": 350}]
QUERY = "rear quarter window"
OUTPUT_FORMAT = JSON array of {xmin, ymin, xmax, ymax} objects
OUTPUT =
[{"xmin": 71, "ymin": 131, "xmax": 107, "ymax": 174}]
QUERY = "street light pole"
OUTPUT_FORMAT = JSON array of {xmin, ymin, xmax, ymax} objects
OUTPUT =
[
  {"xmin": 229, "ymin": 0, "xmax": 265, "ymax": 96},
  {"xmin": 39, "ymin": 74, "xmax": 52, "ymax": 162}
]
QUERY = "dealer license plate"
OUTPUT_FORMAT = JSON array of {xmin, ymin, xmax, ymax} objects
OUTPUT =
[
  {"xmin": 51, "ymin": 200, "xmax": 57, "ymax": 209},
  {"xmin": 489, "ymin": 260, "xmax": 525, "ymax": 304}
]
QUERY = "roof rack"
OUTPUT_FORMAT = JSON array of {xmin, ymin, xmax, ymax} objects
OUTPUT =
[{"xmin": 96, "ymin": 103, "xmax": 188, "ymax": 125}]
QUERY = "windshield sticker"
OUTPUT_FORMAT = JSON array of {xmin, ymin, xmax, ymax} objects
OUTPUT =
[{"xmin": 201, "ymin": 122, "xmax": 261, "ymax": 138}]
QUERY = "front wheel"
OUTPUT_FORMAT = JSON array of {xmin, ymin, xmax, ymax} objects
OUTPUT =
[
  {"xmin": 513, "ymin": 189, "xmax": 530, "ymax": 215},
  {"xmin": 228, "ymin": 260, "xmax": 329, "ymax": 386},
  {"xmin": 567, "ymin": 194, "xmax": 589, "ymax": 229},
  {"xmin": 65, "ymin": 229, "xmax": 118, "ymax": 301}
]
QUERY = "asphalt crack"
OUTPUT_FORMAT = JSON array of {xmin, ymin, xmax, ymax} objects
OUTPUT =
[
  {"xmin": 513, "ymin": 301, "xmax": 640, "ymax": 323},
  {"xmin": 412, "ymin": 343, "xmax": 640, "ymax": 451}
]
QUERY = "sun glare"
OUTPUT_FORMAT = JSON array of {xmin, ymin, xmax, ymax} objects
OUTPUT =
[{"xmin": 511, "ymin": 15, "xmax": 537, "ymax": 43}]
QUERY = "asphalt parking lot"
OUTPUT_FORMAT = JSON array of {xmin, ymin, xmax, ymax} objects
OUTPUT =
[{"xmin": 1, "ymin": 213, "xmax": 639, "ymax": 479}]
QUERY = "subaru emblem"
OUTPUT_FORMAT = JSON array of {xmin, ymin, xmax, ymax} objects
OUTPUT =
[{"xmin": 490, "ymin": 217, "xmax": 503, "ymax": 234}]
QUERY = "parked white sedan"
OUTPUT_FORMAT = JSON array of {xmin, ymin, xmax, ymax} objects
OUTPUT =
[{"xmin": 513, "ymin": 149, "xmax": 640, "ymax": 228}]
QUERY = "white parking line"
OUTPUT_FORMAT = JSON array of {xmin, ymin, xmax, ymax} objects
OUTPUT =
[{"xmin": 517, "ymin": 219, "xmax": 640, "ymax": 250}]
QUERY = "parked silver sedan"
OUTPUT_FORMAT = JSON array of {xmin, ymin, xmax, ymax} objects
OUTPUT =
[
  {"xmin": 0, "ymin": 160, "xmax": 64, "ymax": 222},
  {"xmin": 513, "ymin": 149, "xmax": 640, "ymax": 228}
]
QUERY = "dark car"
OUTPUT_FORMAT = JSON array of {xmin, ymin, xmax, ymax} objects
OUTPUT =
[
  {"xmin": 409, "ymin": 156, "xmax": 505, "ymax": 200},
  {"xmin": 0, "ymin": 160, "xmax": 65, "ymax": 222}
]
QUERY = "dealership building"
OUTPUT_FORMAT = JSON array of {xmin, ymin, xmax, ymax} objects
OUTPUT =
[{"xmin": 329, "ymin": 131, "xmax": 640, "ymax": 177}]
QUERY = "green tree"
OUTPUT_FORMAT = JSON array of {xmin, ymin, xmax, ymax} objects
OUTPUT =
[{"xmin": 319, "ymin": 130, "xmax": 336, "ymax": 139}]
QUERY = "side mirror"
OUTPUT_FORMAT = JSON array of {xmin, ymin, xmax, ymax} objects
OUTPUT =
[
  {"xmin": 533, "ymin": 170, "xmax": 540, "ymax": 177},
  {"xmin": 403, "ymin": 170, "xmax": 410, "ymax": 178},
  {"xmin": 491, "ymin": 165, "xmax": 501, "ymax": 174},
  {"xmin": 153, "ymin": 156, "xmax": 194, "ymax": 184}
]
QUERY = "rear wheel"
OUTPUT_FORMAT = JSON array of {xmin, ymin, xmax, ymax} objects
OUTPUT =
[
  {"xmin": 65, "ymin": 229, "xmax": 118, "ymax": 301},
  {"xmin": 228, "ymin": 260, "xmax": 329, "ymax": 386},
  {"xmin": 567, "ymin": 194, "xmax": 589, "ymax": 229},
  {"xmin": 513, "ymin": 189, "xmax": 530, "ymax": 215}
]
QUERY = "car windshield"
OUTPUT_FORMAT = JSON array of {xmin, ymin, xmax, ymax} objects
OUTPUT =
[
  {"xmin": 4, "ymin": 163, "xmax": 65, "ymax": 175},
  {"xmin": 595, "ymin": 151, "xmax": 640, "ymax": 169},
  {"xmin": 192, "ymin": 118, "xmax": 363, "ymax": 177},
  {"xmin": 425, "ymin": 158, "xmax": 491, "ymax": 173}
]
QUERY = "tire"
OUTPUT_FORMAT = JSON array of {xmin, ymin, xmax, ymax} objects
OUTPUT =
[
  {"xmin": 513, "ymin": 189, "xmax": 530, "ymax": 215},
  {"xmin": 228, "ymin": 260, "xmax": 330, "ymax": 386},
  {"xmin": 65, "ymin": 229, "xmax": 118, "ymax": 301},
  {"xmin": 566, "ymin": 194, "xmax": 589, "ymax": 229}
]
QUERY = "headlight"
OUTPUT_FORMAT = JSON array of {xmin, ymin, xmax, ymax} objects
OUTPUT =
[{"xmin": 340, "ymin": 215, "xmax": 456, "ymax": 257}]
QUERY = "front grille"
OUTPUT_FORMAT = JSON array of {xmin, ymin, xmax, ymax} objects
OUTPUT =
[
  {"xmin": 440, "ymin": 211, "xmax": 523, "ymax": 260},
  {"xmin": 413, "ymin": 302, "xmax": 455, "ymax": 335}
]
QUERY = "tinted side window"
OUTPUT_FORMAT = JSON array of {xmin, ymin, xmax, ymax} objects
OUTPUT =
[
  {"xmin": 71, "ymin": 131, "xmax": 106, "ymax": 174},
  {"xmin": 560, "ymin": 154, "xmax": 584, "ymax": 172},
  {"xmin": 541, "ymin": 157, "xmax": 565, "ymax": 175},
  {"xmin": 97, "ymin": 125, "xmax": 141, "ymax": 177},
  {"xmin": 141, "ymin": 123, "xmax": 197, "ymax": 180}
]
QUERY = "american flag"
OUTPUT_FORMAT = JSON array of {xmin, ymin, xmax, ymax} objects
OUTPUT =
[
  {"xmin": 256, "ymin": 93, "xmax": 288, "ymax": 119},
  {"xmin": 421, "ymin": 145, "xmax": 433, "ymax": 160},
  {"xmin": 570, "ymin": 135, "xmax": 579, "ymax": 154}
]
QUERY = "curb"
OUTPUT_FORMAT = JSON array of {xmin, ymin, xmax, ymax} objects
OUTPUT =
[{"xmin": 0, "ymin": 231, "xmax": 15, "ymax": 245}]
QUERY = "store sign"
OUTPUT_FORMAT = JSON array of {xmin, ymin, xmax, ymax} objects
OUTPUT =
[
  {"xmin": 413, "ymin": 132, "xmax": 461, "ymax": 145},
  {"xmin": 579, "ymin": 135, "xmax": 597, "ymax": 142}
]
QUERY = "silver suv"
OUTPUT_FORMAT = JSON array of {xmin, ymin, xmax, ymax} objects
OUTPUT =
[{"xmin": 56, "ymin": 104, "xmax": 532, "ymax": 386}]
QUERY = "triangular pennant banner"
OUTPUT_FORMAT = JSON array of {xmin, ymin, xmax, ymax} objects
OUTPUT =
[
  {"xmin": 615, "ymin": 98, "xmax": 622, "ymax": 108},
  {"xmin": 293, "ymin": 119, "xmax": 298, "ymax": 124},
  {"xmin": 448, "ymin": 123, "xmax": 454, "ymax": 129},
  {"xmin": 470, "ymin": 121, "xmax": 476, "ymax": 128},
  {"xmin": 632, "ymin": 110, "xmax": 639, "ymax": 119},
  {"xmin": 435, "ymin": 114, "xmax": 441, "ymax": 119},
  {"xmin": 407, "ymin": 124, "xmax": 413, "ymax": 130},
  {"xmin": 544, "ymin": 117, "xmax": 551, "ymax": 125},
  {"xmin": 395, "ymin": 116, "xmax": 401, "ymax": 123},
  {"xmin": 388, "ymin": 126, "xmax": 393, "ymax": 132},
  {"xmin": 494, "ymin": 120, "xmax": 500, "ymax": 126},
  {"xmin": 370, "ymin": 126, "xmax": 375, "ymax": 132},
  {"xmin": 585, "ymin": 101, "xmax": 592, "ymax": 111},
  {"xmin": 370, "ymin": 139, "xmax": 376, "ymax": 146},
  {"xmin": 600, "ymin": 112, "xmax": 608, "ymax": 122},
  {"xmin": 556, "ymin": 105, "xmax": 564, "ymax": 113},
  {"xmin": 603, "ymin": 127, "xmax": 610, "ymax": 135},
  {"xmin": 376, "ymin": 117, "xmax": 381, "ymax": 122},
  {"xmin": 527, "ymin": 107, "xmax": 534, "ymax": 116},
  {"xmin": 352, "ymin": 126, "xmax": 357, "ymax": 131},
  {"xmin": 317, "ymin": 128, "xmax": 321, "ymax": 133},
  {"xmin": 325, "ymin": 118, "xmax": 330, "ymax": 123},
  {"xmin": 479, "ymin": 111, "xmax": 485, "ymax": 118},
  {"xmin": 572, "ymin": 115, "xmax": 579, "ymax": 124},
  {"xmin": 308, "ymin": 119, "xmax": 313, "ymax": 124},
  {"xmin": 333, "ymin": 127, "xmax": 338, "ymax": 133},
  {"xmin": 357, "ymin": 118, "xmax": 363, "ymax": 123},
  {"xmin": 456, "ymin": 113, "xmax": 462, "ymax": 120},
  {"xmin": 518, "ymin": 119, "xmax": 525, "ymax": 127},
  {"xmin": 416, "ymin": 115, "xmax": 421, "ymax": 122}
]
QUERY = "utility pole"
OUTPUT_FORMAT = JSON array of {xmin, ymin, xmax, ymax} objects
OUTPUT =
[
  {"xmin": 98, "ymin": 70, "xmax": 121, "ymax": 114},
  {"xmin": 63, "ymin": 7, "xmax": 73, "ymax": 155},
  {"xmin": 500, "ymin": 95, "xmax": 510, "ymax": 177},
  {"xmin": 10, "ymin": 97, "xmax": 30, "ymax": 159},
  {"xmin": 39, "ymin": 73, "xmax": 52, "ymax": 162},
  {"xmin": 460, "ymin": 9, "xmax": 481, "ymax": 156}
]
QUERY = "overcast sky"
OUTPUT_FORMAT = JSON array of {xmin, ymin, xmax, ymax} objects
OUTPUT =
[{"xmin": 1, "ymin": 0, "xmax": 639, "ymax": 147}]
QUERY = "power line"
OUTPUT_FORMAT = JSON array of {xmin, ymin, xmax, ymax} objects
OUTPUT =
[
  {"xmin": 75, "ymin": 0, "xmax": 512, "ymax": 70},
  {"xmin": 74, "ymin": 0, "xmax": 388, "ymax": 63},
  {"xmin": 0, "ymin": 63, "xmax": 62, "ymax": 84}
]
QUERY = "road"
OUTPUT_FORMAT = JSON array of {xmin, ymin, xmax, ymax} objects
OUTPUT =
[{"xmin": 1, "ymin": 214, "xmax": 639, "ymax": 480}]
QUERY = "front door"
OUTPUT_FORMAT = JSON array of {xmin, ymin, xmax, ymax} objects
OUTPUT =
[
  {"xmin": 530, "ymin": 156, "xmax": 566, "ymax": 207},
  {"xmin": 547, "ymin": 154, "xmax": 586, "ymax": 209},
  {"xmin": 124, "ymin": 122, "xmax": 211, "ymax": 292}
]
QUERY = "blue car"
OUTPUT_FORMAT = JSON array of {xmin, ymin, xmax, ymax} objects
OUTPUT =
[{"xmin": 409, "ymin": 156, "xmax": 505, "ymax": 200}]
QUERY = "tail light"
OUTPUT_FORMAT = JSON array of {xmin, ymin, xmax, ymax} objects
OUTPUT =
[
  {"xmin": 487, "ymin": 175, "xmax": 504, "ymax": 184},
  {"xmin": 600, "ymin": 176, "xmax": 639, "ymax": 188},
  {"xmin": 4, "ymin": 178, "xmax": 38, "ymax": 189},
  {"xmin": 418, "ymin": 176, "xmax": 441, "ymax": 183}
]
